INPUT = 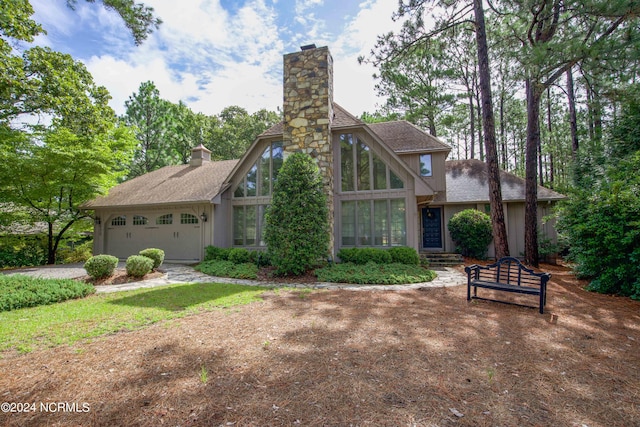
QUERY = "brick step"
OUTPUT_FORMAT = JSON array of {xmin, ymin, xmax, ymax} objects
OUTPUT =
[{"xmin": 420, "ymin": 252, "xmax": 464, "ymax": 267}]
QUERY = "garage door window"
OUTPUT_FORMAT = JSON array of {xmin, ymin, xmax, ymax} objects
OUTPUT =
[
  {"xmin": 156, "ymin": 214, "xmax": 173, "ymax": 225},
  {"xmin": 181, "ymin": 213, "xmax": 199, "ymax": 224},
  {"xmin": 111, "ymin": 216, "xmax": 126, "ymax": 226},
  {"xmin": 133, "ymin": 215, "xmax": 148, "ymax": 225}
]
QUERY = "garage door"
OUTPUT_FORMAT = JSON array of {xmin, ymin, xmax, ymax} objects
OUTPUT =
[{"xmin": 105, "ymin": 212, "xmax": 202, "ymax": 261}]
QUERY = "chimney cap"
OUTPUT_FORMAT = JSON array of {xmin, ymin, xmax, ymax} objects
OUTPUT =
[{"xmin": 300, "ymin": 43, "xmax": 317, "ymax": 51}]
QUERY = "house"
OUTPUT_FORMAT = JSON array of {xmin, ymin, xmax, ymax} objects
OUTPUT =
[{"xmin": 84, "ymin": 45, "xmax": 565, "ymax": 263}]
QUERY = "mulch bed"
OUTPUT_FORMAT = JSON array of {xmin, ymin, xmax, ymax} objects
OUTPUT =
[
  {"xmin": 1, "ymin": 259, "xmax": 639, "ymax": 426},
  {"xmin": 82, "ymin": 269, "xmax": 165, "ymax": 286}
]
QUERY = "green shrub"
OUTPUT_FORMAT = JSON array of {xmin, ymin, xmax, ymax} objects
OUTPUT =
[
  {"xmin": 204, "ymin": 246, "xmax": 232, "ymax": 261},
  {"xmin": 448, "ymin": 209, "xmax": 493, "ymax": 259},
  {"xmin": 126, "ymin": 255, "xmax": 154, "ymax": 278},
  {"xmin": 264, "ymin": 153, "xmax": 330, "ymax": 276},
  {"xmin": 84, "ymin": 254, "xmax": 119, "ymax": 279},
  {"xmin": 250, "ymin": 250, "xmax": 271, "ymax": 267},
  {"xmin": 315, "ymin": 262, "xmax": 436, "ymax": 285},
  {"xmin": 228, "ymin": 248, "xmax": 251, "ymax": 264},
  {"xmin": 139, "ymin": 248, "xmax": 165, "ymax": 269},
  {"xmin": 195, "ymin": 260, "xmax": 258, "ymax": 280},
  {"xmin": 58, "ymin": 240, "xmax": 93, "ymax": 264},
  {"xmin": 388, "ymin": 246, "xmax": 420, "ymax": 265},
  {"xmin": 337, "ymin": 248, "xmax": 393, "ymax": 265},
  {"xmin": 0, "ymin": 234, "xmax": 47, "ymax": 268},
  {"xmin": 0, "ymin": 275, "xmax": 95, "ymax": 312}
]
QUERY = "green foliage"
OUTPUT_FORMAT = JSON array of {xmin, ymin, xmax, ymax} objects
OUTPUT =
[
  {"xmin": 84, "ymin": 254, "xmax": 118, "ymax": 279},
  {"xmin": 0, "ymin": 234, "xmax": 47, "ymax": 268},
  {"xmin": 264, "ymin": 153, "xmax": 330, "ymax": 276},
  {"xmin": 558, "ymin": 89, "xmax": 640, "ymax": 299},
  {"xmin": 0, "ymin": 275, "xmax": 95, "ymax": 312},
  {"xmin": 139, "ymin": 248, "xmax": 164, "ymax": 269},
  {"xmin": 204, "ymin": 245, "xmax": 232, "ymax": 261},
  {"xmin": 315, "ymin": 262, "xmax": 436, "ymax": 285},
  {"xmin": 58, "ymin": 240, "xmax": 93, "ymax": 264},
  {"xmin": 125, "ymin": 255, "xmax": 153, "ymax": 278},
  {"xmin": 228, "ymin": 248, "xmax": 251, "ymax": 264},
  {"xmin": 448, "ymin": 209, "xmax": 493, "ymax": 259},
  {"xmin": 337, "ymin": 248, "xmax": 391, "ymax": 264},
  {"xmin": 195, "ymin": 260, "xmax": 258, "ymax": 280},
  {"xmin": 388, "ymin": 246, "xmax": 420, "ymax": 265}
]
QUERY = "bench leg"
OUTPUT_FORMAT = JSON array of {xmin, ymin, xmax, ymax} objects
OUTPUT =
[
  {"xmin": 539, "ymin": 290, "xmax": 544, "ymax": 314},
  {"xmin": 467, "ymin": 283, "xmax": 471, "ymax": 301}
]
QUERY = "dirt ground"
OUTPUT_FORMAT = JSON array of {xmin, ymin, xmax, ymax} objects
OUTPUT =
[{"xmin": 1, "ymin": 261, "xmax": 639, "ymax": 427}]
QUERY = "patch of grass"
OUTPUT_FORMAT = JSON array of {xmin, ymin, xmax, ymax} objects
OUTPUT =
[
  {"xmin": 315, "ymin": 262, "xmax": 437, "ymax": 285},
  {"xmin": 0, "ymin": 282, "xmax": 264, "ymax": 353},
  {"xmin": 199, "ymin": 365, "xmax": 208, "ymax": 384},
  {"xmin": 0, "ymin": 275, "xmax": 95, "ymax": 312},
  {"xmin": 195, "ymin": 260, "xmax": 258, "ymax": 280}
]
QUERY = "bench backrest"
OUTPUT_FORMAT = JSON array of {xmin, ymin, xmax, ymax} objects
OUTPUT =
[{"xmin": 473, "ymin": 257, "xmax": 550, "ymax": 287}]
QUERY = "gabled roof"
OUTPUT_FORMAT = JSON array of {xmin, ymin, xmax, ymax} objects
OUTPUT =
[
  {"xmin": 83, "ymin": 159, "xmax": 239, "ymax": 209},
  {"xmin": 438, "ymin": 159, "xmax": 566, "ymax": 203},
  {"xmin": 367, "ymin": 121, "xmax": 451, "ymax": 153},
  {"xmin": 259, "ymin": 103, "xmax": 451, "ymax": 156}
]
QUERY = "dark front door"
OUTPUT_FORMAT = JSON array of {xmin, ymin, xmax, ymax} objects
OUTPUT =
[{"xmin": 422, "ymin": 207, "xmax": 442, "ymax": 249}]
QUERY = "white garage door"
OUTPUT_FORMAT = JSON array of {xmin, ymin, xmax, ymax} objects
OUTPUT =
[{"xmin": 105, "ymin": 212, "xmax": 202, "ymax": 261}]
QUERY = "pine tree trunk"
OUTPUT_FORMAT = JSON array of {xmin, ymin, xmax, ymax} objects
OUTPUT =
[
  {"xmin": 525, "ymin": 79, "xmax": 541, "ymax": 267},
  {"xmin": 474, "ymin": 0, "xmax": 509, "ymax": 259},
  {"xmin": 566, "ymin": 68, "xmax": 579, "ymax": 157}
]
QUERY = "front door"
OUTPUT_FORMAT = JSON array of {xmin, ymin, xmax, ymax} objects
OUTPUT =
[{"xmin": 422, "ymin": 207, "xmax": 442, "ymax": 249}]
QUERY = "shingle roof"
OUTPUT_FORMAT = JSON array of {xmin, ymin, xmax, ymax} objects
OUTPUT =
[
  {"xmin": 438, "ymin": 159, "xmax": 566, "ymax": 203},
  {"xmin": 83, "ymin": 159, "xmax": 239, "ymax": 209},
  {"xmin": 259, "ymin": 103, "xmax": 451, "ymax": 155},
  {"xmin": 367, "ymin": 121, "xmax": 451, "ymax": 153}
]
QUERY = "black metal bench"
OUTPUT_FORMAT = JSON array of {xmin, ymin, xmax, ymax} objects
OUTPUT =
[{"xmin": 465, "ymin": 257, "xmax": 551, "ymax": 313}]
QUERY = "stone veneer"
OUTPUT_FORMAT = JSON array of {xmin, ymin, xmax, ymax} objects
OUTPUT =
[{"xmin": 282, "ymin": 46, "xmax": 335, "ymax": 255}]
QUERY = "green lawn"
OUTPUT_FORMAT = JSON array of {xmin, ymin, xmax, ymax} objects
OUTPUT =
[{"xmin": 0, "ymin": 282, "xmax": 266, "ymax": 354}]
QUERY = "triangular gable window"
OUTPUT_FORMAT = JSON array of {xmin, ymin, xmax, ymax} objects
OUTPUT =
[{"xmin": 340, "ymin": 134, "xmax": 404, "ymax": 192}]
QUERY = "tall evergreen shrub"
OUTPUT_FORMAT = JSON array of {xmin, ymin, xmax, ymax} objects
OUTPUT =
[{"xmin": 264, "ymin": 152, "xmax": 329, "ymax": 276}]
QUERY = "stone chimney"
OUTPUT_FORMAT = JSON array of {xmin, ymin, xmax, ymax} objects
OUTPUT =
[
  {"xmin": 190, "ymin": 144, "xmax": 211, "ymax": 166},
  {"xmin": 282, "ymin": 44, "xmax": 334, "ymax": 255}
]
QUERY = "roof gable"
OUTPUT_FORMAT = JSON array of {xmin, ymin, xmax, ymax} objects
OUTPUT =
[{"xmin": 83, "ymin": 159, "xmax": 238, "ymax": 209}]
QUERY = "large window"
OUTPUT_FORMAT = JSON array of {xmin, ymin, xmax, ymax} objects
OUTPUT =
[
  {"xmin": 234, "ymin": 141, "xmax": 283, "ymax": 198},
  {"xmin": 233, "ymin": 205, "xmax": 268, "ymax": 246},
  {"xmin": 340, "ymin": 134, "xmax": 404, "ymax": 192},
  {"xmin": 340, "ymin": 199, "xmax": 406, "ymax": 247}
]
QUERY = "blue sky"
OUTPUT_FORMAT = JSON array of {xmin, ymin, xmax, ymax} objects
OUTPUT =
[{"xmin": 29, "ymin": 0, "xmax": 404, "ymax": 117}]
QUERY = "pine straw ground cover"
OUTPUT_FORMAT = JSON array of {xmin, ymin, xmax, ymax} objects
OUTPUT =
[{"xmin": 0, "ymin": 261, "xmax": 639, "ymax": 427}]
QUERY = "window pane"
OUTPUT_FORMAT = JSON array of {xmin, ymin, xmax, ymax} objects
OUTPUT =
[
  {"xmin": 356, "ymin": 138, "xmax": 370, "ymax": 191},
  {"xmin": 390, "ymin": 199, "xmax": 406, "ymax": 246},
  {"xmin": 246, "ymin": 205, "xmax": 257, "ymax": 246},
  {"xmin": 156, "ymin": 214, "xmax": 173, "ymax": 225},
  {"xmin": 340, "ymin": 134, "xmax": 354, "ymax": 192},
  {"xmin": 420, "ymin": 154, "xmax": 432, "ymax": 177},
  {"xmin": 372, "ymin": 153, "xmax": 387, "ymax": 190},
  {"xmin": 133, "ymin": 215, "xmax": 148, "ymax": 226},
  {"xmin": 246, "ymin": 164, "xmax": 257, "ymax": 197},
  {"xmin": 258, "ymin": 205, "xmax": 267, "ymax": 247},
  {"xmin": 357, "ymin": 201, "xmax": 371, "ymax": 245},
  {"xmin": 341, "ymin": 201, "xmax": 356, "ymax": 246},
  {"xmin": 272, "ymin": 141, "xmax": 283, "ymax": 181},
  {"xmin": 234, "ymin": 180, "xmax": 245, "ymax": 198},
  {"xmin": 390, "ymin": 169, "xmax": 404, "ymax": 189},
  {"xmin": 111, "ymin": 216, "xmax": 126, "ymax": 226},
  {"xmin": 180, "ymin": 213, "xmax": 198, "ymax": 224},
  {"xmin": 233, "ymin": 206, "xmax": 244, "ymax": 246},
  {"xmin": 259, "ymin": 145, "xmax": 271, "ymax": 196},
  {"xmin": 374, "ymin": 200, "xmax": 388, "ymax": 246}
]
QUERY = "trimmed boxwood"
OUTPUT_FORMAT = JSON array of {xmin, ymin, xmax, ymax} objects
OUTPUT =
[
  {"xmin": 204, "ymin": 246, "xmax": 232, "ymax": 261},
  {"xmin": 139, "ymin": 248, "xmax": 164, "ymax": 269},
  {"xmin": 388, "ymin": 246, "xmax": 420, "ymax": 265},
  {"xmin": 84, "ymin": 254, "xmax": 119, "ymax": 279},
  {"xmin": 126, "ymin": 255, "xmax": 154, "ymax": 278}
]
